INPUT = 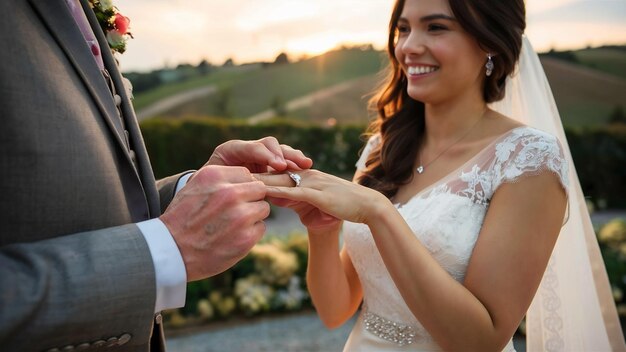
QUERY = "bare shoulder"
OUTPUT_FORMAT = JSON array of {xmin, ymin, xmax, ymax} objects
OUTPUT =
[{"xmin": 482, "ymin": 110, "xmax": 525, "ymax": 137}]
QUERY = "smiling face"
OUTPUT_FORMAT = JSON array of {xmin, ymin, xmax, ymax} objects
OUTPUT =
[{"xmin": 394, "ymin": 0, "xmax": 487, "ymax": 105}]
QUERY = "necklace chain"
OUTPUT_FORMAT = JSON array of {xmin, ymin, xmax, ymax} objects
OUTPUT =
[{"xmin": 416, "ymin": 111, "xmax": 486, "ymax": 174}]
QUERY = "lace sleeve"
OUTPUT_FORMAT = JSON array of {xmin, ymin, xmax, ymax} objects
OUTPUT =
[
  {"xmin": 355, "ymin": 134, "xmax": 381, "ymax": 171},
  {"xmin": 492, "ymin": 129, "xmax": 569, "ymax": 195}
]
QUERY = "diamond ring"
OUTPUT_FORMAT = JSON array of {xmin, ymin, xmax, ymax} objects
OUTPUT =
[{"xmin": 287, "ymin": 172, "xmax": 301, "ymax": 187}]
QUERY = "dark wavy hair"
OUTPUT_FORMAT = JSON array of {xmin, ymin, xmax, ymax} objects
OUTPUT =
[{"xmin": 358, "ymin": 0, "xmax": 526, "ymax": 198}]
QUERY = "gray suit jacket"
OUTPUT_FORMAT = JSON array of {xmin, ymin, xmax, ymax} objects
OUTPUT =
[{"xmin": 0, "ymin": 0, "xmax": 183, "ymax": 350}]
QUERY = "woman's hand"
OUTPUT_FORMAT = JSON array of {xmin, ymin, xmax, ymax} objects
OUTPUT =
[
  {"xmin": 268, "ymin": 196, "xmax": 342, "ymax": 233},
  {"xmin": 207, "ymin": 137, "xmax": 313, "ymax": 173},
  {"xmin": 255, "ymin": 169, "xmax": 391, "ymax": 225}
]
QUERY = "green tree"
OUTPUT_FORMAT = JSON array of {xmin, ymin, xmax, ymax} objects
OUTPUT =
[
  {"xmin": 196, "ymin": 59, "xmax": 213, "ymax": 75},
  {"xmin": 215, "ymin": 87, "xmax": 233, "ymax": 118},
  {"xmin": 270, "ymin": 95, "xmax": 287, "ymax": 117},
  {"xmin": 273, "ymin": 52, "xmax": 289, "ymax": 65}
]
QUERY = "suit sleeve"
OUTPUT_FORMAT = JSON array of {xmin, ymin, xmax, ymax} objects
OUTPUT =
[
  {"xmin": 0, "ymin": 225, "xmax": 156, "ymax": 351},
  {"xmin": 156, "ymin": 171, "xmax": 194, "ymax": 214}
]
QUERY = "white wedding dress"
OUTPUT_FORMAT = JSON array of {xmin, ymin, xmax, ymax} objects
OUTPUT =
[{"xmin": 342, "ymin": 126, "xmax": 569, "ymax": 351}]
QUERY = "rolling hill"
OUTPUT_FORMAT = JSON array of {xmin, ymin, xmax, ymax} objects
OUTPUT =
[
  {"xmin": 135, "ymin": 46, "xmax": 626, "ymax": 128},
  {"xmin": 542, "ymin": 56, "xmax": 626, "ymax": 126},
  {"xmin": 158, "ymin": 48, "xmax": 386, "ymax": 119},
  {"xmin": 574, "ymin": 47, "xmax": 626, "ymax": 80},
  {"xmin": 281, "ymin": 55, "xmax": 626, "ymax": 128}
]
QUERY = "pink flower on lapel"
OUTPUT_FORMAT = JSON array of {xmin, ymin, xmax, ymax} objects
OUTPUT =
[
  {"xmin": 114, "ymin": 13, "xmax": 130, "ymax": 35},
  {"xmin": 89, "ymin": 0, "xmax": 132, "ymax": 54}
]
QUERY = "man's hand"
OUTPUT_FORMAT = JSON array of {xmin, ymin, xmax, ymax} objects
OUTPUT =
[
  {"xmin": 160, "ymin": 165, "xmax": 269, "ymax": 282},
  {"xmin": 207, "ymin": 137, "xmax": 312, "ymax": 173}
]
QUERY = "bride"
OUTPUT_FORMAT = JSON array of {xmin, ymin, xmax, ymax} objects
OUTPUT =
[{"xmin": 258, "ymin": 0, "xmax": 625, "ymax": 350}]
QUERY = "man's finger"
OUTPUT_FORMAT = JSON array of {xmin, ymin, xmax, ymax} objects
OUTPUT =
[
  {"xmin": 238, "ymin": 200, "xmax": 272, "ymax": 225},
  {"xmin": 257, "ymin": 137, "xmax": 289, "ymax": 171},
  {"xmin": 192, "ymin": 165, "xmax": 256, "ymax": 186},
  {"xmin": 236, "ymin": 141, "xmax": 285, "ymax": 171},
  {"xmin": 265, "ymin": 185, "xmax": 316, "ymax": 202},
  {"xmin": 281, "ymin": 145, "xmax": 313, "ymax": 170},
  {"xmin": 253, "ymin": 173, "xmax": 296, "ymax": 187},
  {"xmin": 266, "ymin": 196, "xmax": 299, "ymax": 208}
]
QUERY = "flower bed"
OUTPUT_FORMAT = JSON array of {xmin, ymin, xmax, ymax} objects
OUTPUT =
[
  {"xmin": 164, "ymin": 233, "xmax": 310, "ymax": 329},
  {"xmin": 164, "ymin": 217, "xmax": 626, "ymax": 337}
]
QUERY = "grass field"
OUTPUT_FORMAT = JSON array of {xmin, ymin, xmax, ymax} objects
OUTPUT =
[
  {"xmin": 574, "ymin": 47, "xmax": 626, "ymax": 80},
  {"xmin": 288, "ymin": 74, "xmax": 380, "ymax": 125},
  {"xmin": 144, "ymin": 48, "xmax": 386, "ymax": 118},
  {"xmin": 542, "ymin": 57, "xmax": 626, "ymax": 127},
  {"xmin": 132, "ymin": 67, "xmax": 254, "ymax": 111},
  {"xmin": 287, "ymin": 56, "xmax": 626, "ymax": 128},
  {"xmin": 134, "ymin": 46, "xmax": 626, "ymax": 128}
]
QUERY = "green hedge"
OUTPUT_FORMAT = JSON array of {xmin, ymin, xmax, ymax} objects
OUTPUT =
[
  {"xmin": 565, "ymin": 125, "xmax": 626, "ymax": 208},
  {"xmin": 140, "ymin": 117, "xmax": 365, "ymax": 178},
  {"xmin": 140, "ymin": 118, "xmax": 626, "ymax": 208}
]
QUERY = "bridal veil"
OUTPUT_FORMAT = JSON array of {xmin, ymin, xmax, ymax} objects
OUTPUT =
[{"xmin": 489, "ymin": 36, "xmax": 625, "ymax": 351}]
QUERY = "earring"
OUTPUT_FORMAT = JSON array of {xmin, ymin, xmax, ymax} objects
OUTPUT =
[{"xmin": 485, "ymin": 53, "xmax": 494, "ymax": 77}]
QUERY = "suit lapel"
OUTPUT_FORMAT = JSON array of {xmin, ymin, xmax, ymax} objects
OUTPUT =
[
  {"xmin": 28, "ymin": 0, "xmax": 129, "ymax": 154},
  {"xmin": 79, "ymin": 0, "xmax": 162, "ymax": 217},
  {"xmin": 29, "ymin": 0, "xmax": 160, "ymax": 218}
]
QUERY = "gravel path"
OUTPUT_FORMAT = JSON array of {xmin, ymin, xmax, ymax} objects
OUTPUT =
[
  {"xmin": 166, "ymin": 312, "xmax": 355, "ymax": 352},
  {"xmin": 265, "ymin": 206, "xmax": 625, "ymax": 239},
  {"xmin": 135, "ymin": 85, "xmax": 217, "ymax": 121},
  {"xmin": 166, "ymin": 311, "xmax": 526, "ymax": 352}
]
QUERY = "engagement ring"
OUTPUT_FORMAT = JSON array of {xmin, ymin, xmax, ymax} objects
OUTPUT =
[{"xmin": 287, "ymin": 172, "xmax": 301, "ymax": 187}]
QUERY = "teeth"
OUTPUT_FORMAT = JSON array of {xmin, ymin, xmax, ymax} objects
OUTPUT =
[{"xmin": 407, "ymin": 66, "xmax": 438, "ymax": 75}]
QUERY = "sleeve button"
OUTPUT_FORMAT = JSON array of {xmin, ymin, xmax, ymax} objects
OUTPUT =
[
  {"xmin": 117, "ymin": 333, "xmax": 132, "ymax": 346},
  {"xmin": 104, "ymin": 337, "xmax": 118, "ymax": 347}
]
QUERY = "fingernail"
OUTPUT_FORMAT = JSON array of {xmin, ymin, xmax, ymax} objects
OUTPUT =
[{"xmin": 275, "ymin": 155, "xmax": 287, "ymax": 165}]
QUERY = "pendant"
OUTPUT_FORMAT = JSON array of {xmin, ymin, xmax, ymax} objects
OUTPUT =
[{"xmin": 416, "ymin": 166, "xmax": 424, "ymax": 174}]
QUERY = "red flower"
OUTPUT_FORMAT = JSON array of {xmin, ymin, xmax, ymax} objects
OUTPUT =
[{"xmin": 114, "ymin": 13, "xmax": 130, "ymax": 35}]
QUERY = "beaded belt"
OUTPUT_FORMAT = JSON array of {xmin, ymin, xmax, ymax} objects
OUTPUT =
[{"xmin": 363, "ymin": 309, "xmax": 417, "ymax": 346}]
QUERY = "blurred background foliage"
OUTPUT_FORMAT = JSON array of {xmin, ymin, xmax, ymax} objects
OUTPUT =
[{"xmin": 131, "ymin": 44, "xmax": 626, "ymax": 330}]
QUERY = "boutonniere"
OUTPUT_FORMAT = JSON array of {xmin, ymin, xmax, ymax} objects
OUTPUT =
[{"xmin": 88, "ymin": 0, "xmax": 132, "ymax": 54}]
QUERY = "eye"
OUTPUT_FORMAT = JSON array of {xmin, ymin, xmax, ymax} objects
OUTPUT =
[
  {"xmin": 396, "ymin": 24, "xmax": 410, "ymax": 36},
  {"xmin": 428, "ymin": 23, "xmax": 448, "ymax": 31}
]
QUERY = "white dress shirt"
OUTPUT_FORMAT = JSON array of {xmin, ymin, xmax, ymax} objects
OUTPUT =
[{"xmin": 137, "ymin": 172, "xmax": 193, "ymax": 312}]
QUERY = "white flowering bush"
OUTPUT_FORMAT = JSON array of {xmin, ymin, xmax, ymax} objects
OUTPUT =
[
  {"xmin": 599, "ymin": 219, "xmax": 626, "ymax": 247},
  {"xmin": 273, "ymin": 276, "xmax": 309, "ymax": 311},
  {"xmin": 164, "ymin": 233, "xmax": 312, "ymax": 328},
  {"xmin": 209, "ymin": 291, "xmax": 236, "ymax": 317},
  {"xmin": 251, "ymin": 242, "xmax": 299, "ymax": 286},
  {"xmin": 235, "ymin": 275, "xmax": 274, "ymax": 315},
  {"xmin": 197, "ymin": 299, "xmax": 214, "ymax": 321},
  {"xmin": 596, "ymin": 218, "xmax": 626, "ymax": 317}
]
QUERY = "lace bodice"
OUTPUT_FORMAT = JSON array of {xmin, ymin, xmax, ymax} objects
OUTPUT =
[{"xmin": 343, "ymin": 126, "xmax": 569, "ymax": 346}]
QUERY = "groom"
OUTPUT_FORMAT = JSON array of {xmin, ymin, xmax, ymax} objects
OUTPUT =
[{"xmin": 0, "ymin": 0, "xmax": 311, "ymax": 351}]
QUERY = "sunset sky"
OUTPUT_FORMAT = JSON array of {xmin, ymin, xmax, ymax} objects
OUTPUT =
[{"xmin": 116, "ymin": 0, "xmax": 626, "ymax": 72}]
